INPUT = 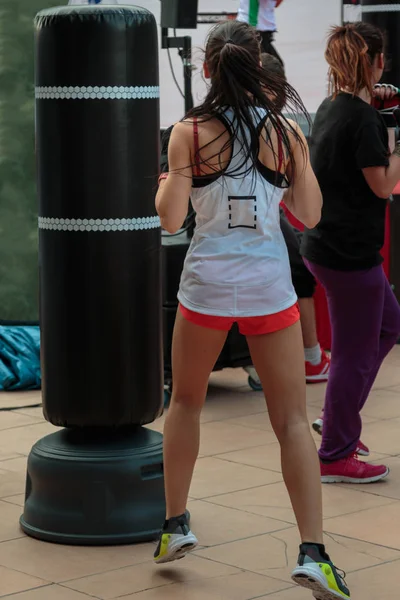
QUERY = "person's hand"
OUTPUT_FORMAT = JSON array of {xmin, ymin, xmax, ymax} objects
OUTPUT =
[{"xmin": 373, "ymin": 83, "xmax": 399, "ymax": 101}]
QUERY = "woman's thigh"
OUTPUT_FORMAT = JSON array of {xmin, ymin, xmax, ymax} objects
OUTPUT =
[
  {"xmin": 246, "ymin": 320, "xmax": 307, "ymax": 433},
  {"xmin": 171, "ymin": 309, "xmax": 228, "ymax": 408}
]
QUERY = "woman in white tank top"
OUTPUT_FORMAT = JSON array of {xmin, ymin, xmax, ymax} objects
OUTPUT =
[{"xmin": 154, "ymin": 20, "xmax": 350, "ymax": 600}]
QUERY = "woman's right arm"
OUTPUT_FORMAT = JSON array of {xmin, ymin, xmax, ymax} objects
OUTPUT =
[
  {"xmin": 352, "ymin": 115, "xmax": 399, "ymax": 199},
  {"xmin": 283, "ymin": 122, "xmax": 322, "ymax": 229},
  {"xmin": 362, "ymin": 145, "xmax": 400, "ymax": 198}
]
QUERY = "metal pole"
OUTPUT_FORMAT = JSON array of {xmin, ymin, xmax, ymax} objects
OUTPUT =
[{"xmin": 182, "ymin": 36, "xmax": 194, "ymax": 113}]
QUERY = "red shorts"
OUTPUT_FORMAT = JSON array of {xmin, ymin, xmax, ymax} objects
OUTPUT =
[{"xmin": 179, "ymin": 303, "xmax": 300, "ymax": 336}]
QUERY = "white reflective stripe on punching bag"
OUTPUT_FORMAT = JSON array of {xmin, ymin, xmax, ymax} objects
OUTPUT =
[
  {"xmin": 38, "ymin": 217, "xmax": 161, "ymax": 231},
  {"xmin": 362, "ymin": 4, "xmax": 400, "ymax": 13},
  {"xmin": 35, "ymin": 86, "xmax": 160, "ymax": 100}
]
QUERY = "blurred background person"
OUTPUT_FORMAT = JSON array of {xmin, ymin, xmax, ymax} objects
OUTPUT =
[{"xmin": 237, "ymin": 0, "xmax": 284, "ymax": 65}]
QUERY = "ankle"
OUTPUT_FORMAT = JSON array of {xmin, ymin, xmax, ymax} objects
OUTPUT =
[
  {"xmin": 304, "ymin": 344, "xmax": 322, "ymax": 366},
  {"xmin": 166, "ymin": 511, "xmax": 186, "ymax": 521},
  {"xmin": 300, "ymin": 542, "xmax": 330, "ymax": 561}
]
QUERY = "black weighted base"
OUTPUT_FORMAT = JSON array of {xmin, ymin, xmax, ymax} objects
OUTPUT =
[{"xmin": 20, "ymin": 426, "xmax": 165, "ymax": 545}]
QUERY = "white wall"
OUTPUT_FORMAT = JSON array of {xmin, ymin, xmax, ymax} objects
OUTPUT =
[{"xmin": 113, "ymin": 1, "xmax": 344, "ymax": 126}]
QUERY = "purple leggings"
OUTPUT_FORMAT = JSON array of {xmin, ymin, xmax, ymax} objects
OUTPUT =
[{"xmin": 304, "ymin": 260, "xmax": 400, "ymax": 462}]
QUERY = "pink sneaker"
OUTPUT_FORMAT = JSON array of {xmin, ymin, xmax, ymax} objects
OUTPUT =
[
  {"xmin": 321, "ymin": 454, "xmax": 389, "ymax": 484},
  {"xmin": 356, "ymin": 440, "xmax": 370, "ymax": 457},
  {"xmin": 312, "ymin": 415, "xmax": 370, "ymax": 457}
]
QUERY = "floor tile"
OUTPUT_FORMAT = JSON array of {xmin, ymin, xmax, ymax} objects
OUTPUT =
[
  {"xmin": 216, "ymin": 443, "xmax": 389, "ymax": 474},
  {"xmin": 255, "ymin": 586, "xmax": 315, "ymax": 599},
  {"xmin": 190, "ymin": 457, "xmax": 282, "ymax": 499},
  {"xmin": 0, "ymin": 392, "xmax": 42, "ymax": 410},
  {"xmin": 199, "ymin": 421, "xmax": 275, "ymax": 456},
  {"xmin": 206, "ymin": 477, "xmax": 394, "ymax": 524},
  {"xmin": 226, "ymin": 403, "xmax": 332, "ymax": 433},
  {"xmin": 358, "ymin": 418, "xmax": 400, "ymax": 455},
  {"xmin": 304, "ymin": 383, "xmax": 327, "ymax": 407},
  {"xmin": 0, "ymin": 412, "xmax": 42, "ymax": 431},
  {"xmin": 206, "ymin": 482, "xmax": 297, "ymax": 524},
  {"xmin": 195, "ymin": 526, "xmax": 400, "ymax": 584},
  {"xmin": 381, "ymin": 344, "xmax": 400, "ymax": 366},
  {"xmin": 0, "ymin": 537, "xmax": 154, "ymax": 582},
  {"xmin": 16, "ymin": 407, "xmax": 45, "ymax": 420},
  {"xmin": 0, "ymin": 457, "xmax": 28, "ymax": 473},
  {"xmin": 371, "ymin": 360, "xmax": 400, "ymax": 389},
  {"xmin": 63, "ymin": 554, "xmax": 239, "ymax": 599},
  {"xmin": 2, "ymin": 494, "xmax": 25, "ymax": 508},
  {"xmin": 326, "ymin": 502, "xmax": 400, "ymax": 549},
  {"xmin": 187, "ymin": 499, "xmax": 291, "ymax": 547},
  {"xmin": 117, "ymin": 570, "xmax": 289, "ymax": 600},
  {"xmin": 0, "ymin": 565, "xmax": 48, "ymax": 596},
  {"xmin": 362, "ymin": 387, "xmax": 400, "ymax": 421},
  {"xmin": 201, "ymin": 392, "xmax": 267, "ymax": 424},
  {"xmin": 0, "ymin": 468, "xmax": 26, "ymax": 498},
  {"xmin": 0, "ymin": 423, "xmax": 60, "ymax": 456},
  {"xmin": 216, "ymin": 443, "xmax": 282, "ymax": 473},
  {"xmin": 0, "ymin": 452, "xmax": 24, "ymax": 462},
  {"xmin": 1, "ymin": 585, "xmax": 101, "ymax": 599},
  {"xmin": 344, "ymin": 558, "xmax": 400, "ymax": 600},
  {"xmin": 224, "ymin": 412, "xmax": 275, "ymax": 432},
  {"xmin": 0, "ymin": 500, "xmax": 24, "ymax": 542}
]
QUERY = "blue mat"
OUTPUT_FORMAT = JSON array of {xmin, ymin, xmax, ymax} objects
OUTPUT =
[{"xmin": 0, "ymin": 326, "xmax": 41, "ymax": 391}]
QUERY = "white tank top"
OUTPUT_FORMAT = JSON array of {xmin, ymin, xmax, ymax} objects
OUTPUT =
[
  {"xmin": 237, "ymin": 0, "xmax": 277, "ymax": 32},
  {"xmin": 178, "ymin": 109, "xmax": 296, "ymax": 317}
]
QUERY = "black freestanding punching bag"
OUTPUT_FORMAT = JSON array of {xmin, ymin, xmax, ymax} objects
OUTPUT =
[
  {"xmin": 362, "ymin": 0, "xmax": 400, "ymax": 306},
  {"xmin": 20, "ymin": 5, "xmax": 165, "ymax": 545}
]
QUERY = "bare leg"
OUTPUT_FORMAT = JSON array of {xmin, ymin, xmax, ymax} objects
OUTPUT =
[
  {"xmin": 245, "ymin": 297, "xmax": 321, "ymax": 384},
  {"xmin": 298, "ymin": 297, "xmax": 319, "ymax": 349},
  {"xmin": 247, "ymin": 321, "xmax": 323, "ymax": 543},
  {"xmin": 163, "ymin": 310, "xmax": 227, "ymax": 519}
]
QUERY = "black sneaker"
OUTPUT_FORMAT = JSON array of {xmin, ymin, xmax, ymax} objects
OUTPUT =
[
  {"xmin": 153, "ymin": 511, "xmax": 198, "ymax": 564},
  {"xmin": 291, "ymin": 544, "xmax": 350, "ymax": 599}
]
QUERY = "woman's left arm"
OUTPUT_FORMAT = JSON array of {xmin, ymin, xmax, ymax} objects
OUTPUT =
[{"xmin": 156, "ymin": 123, "xmax": 193, "ymax": 234}]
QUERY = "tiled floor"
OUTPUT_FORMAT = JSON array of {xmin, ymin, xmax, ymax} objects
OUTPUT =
[{"xmin": 1, "ymin": 346, "xmax": 400, "ymax": 599}]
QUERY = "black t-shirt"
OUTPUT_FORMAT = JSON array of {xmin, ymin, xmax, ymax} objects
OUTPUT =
[{"xmin": 300, "ymin": 92, "xmax": 389, "ymax": 270}]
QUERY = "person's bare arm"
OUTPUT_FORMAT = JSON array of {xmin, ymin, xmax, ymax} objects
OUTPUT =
[
  {"xmin": 363, "ymin": 146, "xmax": 400, "ymax": 198},
  {"xmin": 155, "ymin": 123, "xmax": 192, "ymax": 233},
  {"xmin": 370, "ymin": 84, "xmax": 400, "ymax": 195},
  {"xmin": 283, "ymin": 122, "xmax": 322, "ymax": 229}
]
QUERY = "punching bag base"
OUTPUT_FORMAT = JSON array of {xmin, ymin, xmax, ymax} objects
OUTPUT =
[{"xmin": 20, "ymin": 426, "xmax": 165, "ymax": 546}]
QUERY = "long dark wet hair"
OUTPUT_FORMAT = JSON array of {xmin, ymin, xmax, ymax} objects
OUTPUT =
[{"xmin": 185, "ymin": 20, "xmax": 311, "ymax": 181}]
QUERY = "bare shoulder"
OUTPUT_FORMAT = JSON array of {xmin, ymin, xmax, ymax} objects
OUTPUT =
[
  {"xmin": 280, "ymin": 117, "xmax": 308, "ymax": 150},
  {"xmin": 167, "ymin": 122, "xmax": 195, "ymax": 153},
  {"xmin": 171, "ymin": 121, "xmax": 192, "ymax": 138},
  {"xmin": 281, "ymin": 117, "xmax": 303, "ymax": 136}
]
